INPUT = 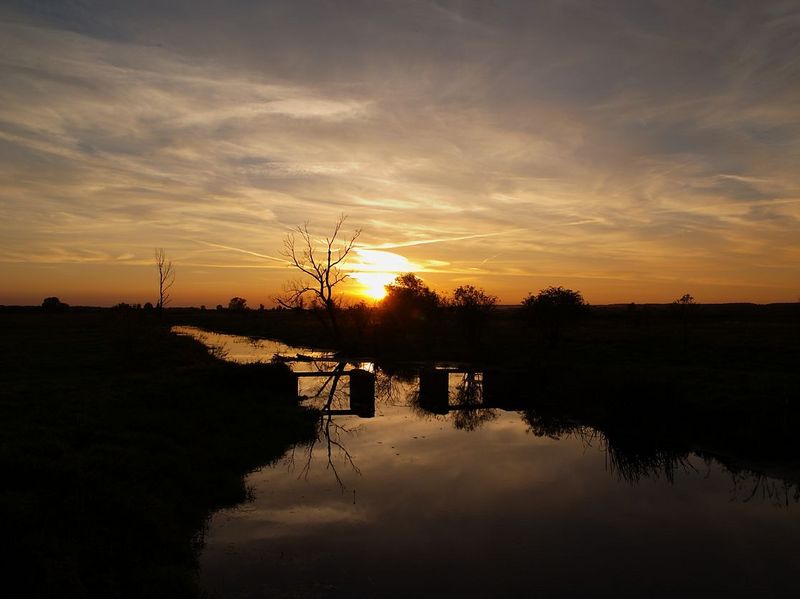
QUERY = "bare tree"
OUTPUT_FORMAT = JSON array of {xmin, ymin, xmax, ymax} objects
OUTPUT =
[
  {"xmin": 154, "ymin": 248, "xmax": 175, "ymax": 312},
  {"xmin": 279, "ymin": 216, "xmax": 361, "ymax": 345}
]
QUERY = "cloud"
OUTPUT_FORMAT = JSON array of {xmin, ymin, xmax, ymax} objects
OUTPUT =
[{"xmin": 1, "ymin": 1, "xmax": 799, "ymax": 304}]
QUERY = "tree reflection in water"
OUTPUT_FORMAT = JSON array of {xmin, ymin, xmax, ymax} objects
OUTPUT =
[
  {"xmin": 523, "ymin": 408, "xmax": 800, "ymax": 504},
  {"xmin": 300, "ymin": 412, "xmax": 361, "ymax": 491},
  {"xmin": 375, "ymin": 367, "xmax": 417, "ymax": 407},
  {"xmin": 451, "ymin": 372, "xmax": 498, "ymax": 432},
  {"xmin": 290, "ymin": 361, "xmax": 363, "ymax": 491},
  {"xmin": 523, "ymin": 408, "xmax": 696, "ymax": 484},
  {"xmin": 729, "ymin": 470, "xmax": 800, "ymax": 507},
  {"xmin": 602, "ymin": 431, "xmax": 697, "ymax": 485},
  {"xmin": 286, "ymin": 359, "xmax": 800, "ymax": 504}
]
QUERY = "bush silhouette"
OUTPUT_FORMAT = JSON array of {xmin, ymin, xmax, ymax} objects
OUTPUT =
[
  {"xmin": 41, "ymin": 297, "xmax": 68, "ymax": 312},
  {"xmin": 381, "ymin": 273, "xmax": 441, "ymax": 323},
  {"xmin": 228, "ymin": 297, "xmax": 248, "ymax": 311},
  {"xmin": 521, "ymin": 286, "xmax": 587, "ymax": 347},
  {"xmin": 449, "ymin": 285, "xmax": 497, "ymax": 345},
  {"xmin": 378, "ymin": 273, "xmax": 442, "ymax": 351}
]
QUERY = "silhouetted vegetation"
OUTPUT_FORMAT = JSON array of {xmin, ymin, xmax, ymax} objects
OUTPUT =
[
  {"xmin": 382, "ymin": 273, "xmax": 442, "ymax": 316},
  {"xmin": 227, "ymin": 296, "xmax": 247, "ymax": 311},
  {"xmin": 154, "ymin": 248, "xmax": 175, "ymax": 312},
  {"xmin": 278, "ymin": 215, "xmax": 360, "ymax": 346},
  {"xmin": 521, "ymin": 286, "xmax": 587, "ymax": 347},
  {"xmin": 673, "ymin": 292, "xmax": 697, "ymax": 346},
  {"xmin": 449, "ymin": 285, "xmax": 497, "ymax": 348},
  {"xmin": 170, "ymin": 295, "xmax": 799, "ymax": 445},
  {"xmin": 0, "ymin": 310, "xmax": 316, "ymax": 598},
  {"xmin": 6, "ymin": 296, "xmax": 799, "ymax": 596},
  {"xmin": 41, "ymin": 296, "xmax": 69, "ymax": 311},
  {"xmin": 376, "ymin": 273, "xmax": 442, "ymax": 353}
]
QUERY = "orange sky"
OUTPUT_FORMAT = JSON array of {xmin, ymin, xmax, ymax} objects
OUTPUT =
[{"xmin": 1, "ymin": 2, "xmax": 799, "ymax": 306}]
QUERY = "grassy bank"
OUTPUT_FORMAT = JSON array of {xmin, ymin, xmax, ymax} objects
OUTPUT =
[
  {"xmin": 169, "ymin": 304, "xmax": 800, "ymax": 462},
  {"xmin": 0, "ymin": 310, "xmax": 317, "ymax": 598},
  {"xmin": 171, "ymin": 303, "xmax": 800, "ymax": 409}
]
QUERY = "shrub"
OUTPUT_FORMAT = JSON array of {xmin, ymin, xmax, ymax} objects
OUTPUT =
[
  {"xmin": 41, "ymin": 297, "xmax": 69, "ymax": 312},
  {"xmin": 521, "ymin": 286, "xmax": 587, "ymax": 347}
]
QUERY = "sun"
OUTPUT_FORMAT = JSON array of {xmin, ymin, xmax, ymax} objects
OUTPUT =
[
  {"xmin": 347, "ymin": 249, "xmax": 416, "ymax": 301},
  {"xmin": 353, "ymin": 272, "xmax": 394, "ymax": 300}
]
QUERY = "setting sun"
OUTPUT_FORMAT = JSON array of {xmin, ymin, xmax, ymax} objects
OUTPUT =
[
  {"xmin": 347, "ymin": 249, "xmax": 417, "ymax": 301},
  {"xmin": 351, "ymin": 272, "xmax": 393, "ymax": 300}
]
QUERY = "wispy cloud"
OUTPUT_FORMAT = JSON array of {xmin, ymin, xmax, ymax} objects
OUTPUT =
[{"xmin": 1, "ymin": 1, "xmax": 799, "ymax": 304}]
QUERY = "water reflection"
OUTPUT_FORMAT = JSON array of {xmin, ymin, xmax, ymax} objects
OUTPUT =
[
  {"xmin": 175, "ymin": 327, "xmax": 800, "ymax": 597},
  {"xmin": 295, "ymin": 361, "xmax": 367, "ymax": 490},
  {"xmin": 174, "ymin": 326, "xmax": 800, "ymax": 499},
  {"xmin": 295, "ymin": 411, "xmax": 362, "ymax": 491},
  {"xmin": 290, "ymin": 355, "xmax": 800, "ymax": 502},
  {"xmin": 522, "ymin": 410, "xmax": 694, "ymax": 485},
  {"xmin": 172, "ymin": 325, "xmax": 332, "ymax": 364},
  {"xmin": 452, "ymin": 372, "xmax": 499, "ymax": 431},
  {"xmin": 729, "ymin": 471, "xmax": 800, "ymax": 507},
  {"xmin": 200, "ymin": 399, "xmax": 800, "ymax": 598}
]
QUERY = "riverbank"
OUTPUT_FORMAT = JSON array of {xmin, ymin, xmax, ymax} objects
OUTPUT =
[
  {"xmin": 170, "ymin": 303, "xmax": 800, "ymax": 415},
  {"xmin": 169, "ymin": 307, "xmax": 800, "ymax": 489},
  {"xmin": 0, "ymin": 310, "xmax": 317, "ymax": 598}
]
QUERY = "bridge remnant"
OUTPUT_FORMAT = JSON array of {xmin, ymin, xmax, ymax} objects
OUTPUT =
[
  {"xmin": 349, "ymin": 368, "xmax": 376, "ymax": 417},
  {"xmin": 419, "ymin": 369, "xmax": 449, "ymax": 414}
]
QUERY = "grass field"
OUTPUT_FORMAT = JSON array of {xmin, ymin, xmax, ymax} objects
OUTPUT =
[{"xmin": 0, "ymin": 309, "xmax": 317, "ymax": 598}]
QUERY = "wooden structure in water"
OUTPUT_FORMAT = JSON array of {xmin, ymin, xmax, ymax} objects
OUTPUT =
[
  {"xmin": 289, "ymin": 364, "xmax": 526, "ymax": 419},
  {"xmin": 292, "ymin": 368, "xmax": 376, "ymax": 417}
]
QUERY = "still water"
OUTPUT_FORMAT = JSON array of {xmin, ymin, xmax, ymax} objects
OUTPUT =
[{"xmin": 175, "ymin": 327, "xmax": 800, "ymax": 598}]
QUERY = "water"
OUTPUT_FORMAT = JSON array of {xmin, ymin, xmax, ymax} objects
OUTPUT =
[
  {"xmin": 176, "ymin": 327, "xmax": 800, "ymax": 598},
  {"xmin": 172, "ymin": 325, "xmax": 332, "ymax": 364}
]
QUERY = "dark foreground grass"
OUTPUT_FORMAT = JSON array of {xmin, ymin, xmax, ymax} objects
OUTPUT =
[{"xmin": 0, "ymin": 310, "xmax": 317, "ymax": 598}]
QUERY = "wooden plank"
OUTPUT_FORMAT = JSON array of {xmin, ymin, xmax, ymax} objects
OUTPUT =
[{"xmin": 295, "ymin": 370, "xmax": 354, "ymax": 377}]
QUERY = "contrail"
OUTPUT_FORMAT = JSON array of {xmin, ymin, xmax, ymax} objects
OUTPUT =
[
  {"xmin": 191, "ymin": 240, "xmax": 285, "ymax": 262},
  {"xmin": 480, "ymin": 252, "xmax": 503, "ymax": 265},
  {"xmin": 360, "ymin": 229, "xmax": 523, "ymax": 251}
]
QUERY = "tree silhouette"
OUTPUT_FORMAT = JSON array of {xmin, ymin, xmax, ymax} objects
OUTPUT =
[
  {"xmin": 521, "ymin": 286, "xmax": 587, "ymax": 347},
  {"xmin": 228, "ymin": 297, "xmax": 247, "ymax": 311},
  {"xmin": 449, "ymin": 285, "xmax": 497, "ymax": 346},
  {"xmin": 381, "ymin": 273, "xmax": 441, "ymax": 321},
  {"xmin": 673, "ymin": 293, "xmax": 696, "ymax": 346},
  {"xmin": 41, "ymin": 296, "xmax": 68, "ymax": 312},
  {"xmin": 377, "ymin": 273, "xmax": 442, "ymax": 353},
  {"xmin": 154, "ymin": 248, "xmax": 175, "ymax": 312},
  {"xmin": 279, "ymin": 215, "xmax": 361, "ymax": 346}
]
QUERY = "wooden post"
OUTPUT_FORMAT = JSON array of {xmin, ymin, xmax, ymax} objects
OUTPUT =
[
  {"xmin": 280, "ymin": 370, "xmax": 299, "ymax": 398},
  {"xmin": 349, "ymin": 368, "xmax": 375, "ymax": 418},
  {"xmin": 418, "ymin": 369, "xmax": 449, "ymax": 414}
]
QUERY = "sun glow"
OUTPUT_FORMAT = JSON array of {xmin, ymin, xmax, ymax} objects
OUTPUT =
[
  {"xmin": 348, "ymin": 249, "xmax": 416, "ymax": 300},
  {"xmin": 352, "ymin": 272, "xmax": 395, "ymax": 300}
]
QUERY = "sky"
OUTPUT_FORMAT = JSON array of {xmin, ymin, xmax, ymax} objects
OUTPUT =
[{"xmin": 1, "ymin": 0, "xmax": 799, "ymax": 306}]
